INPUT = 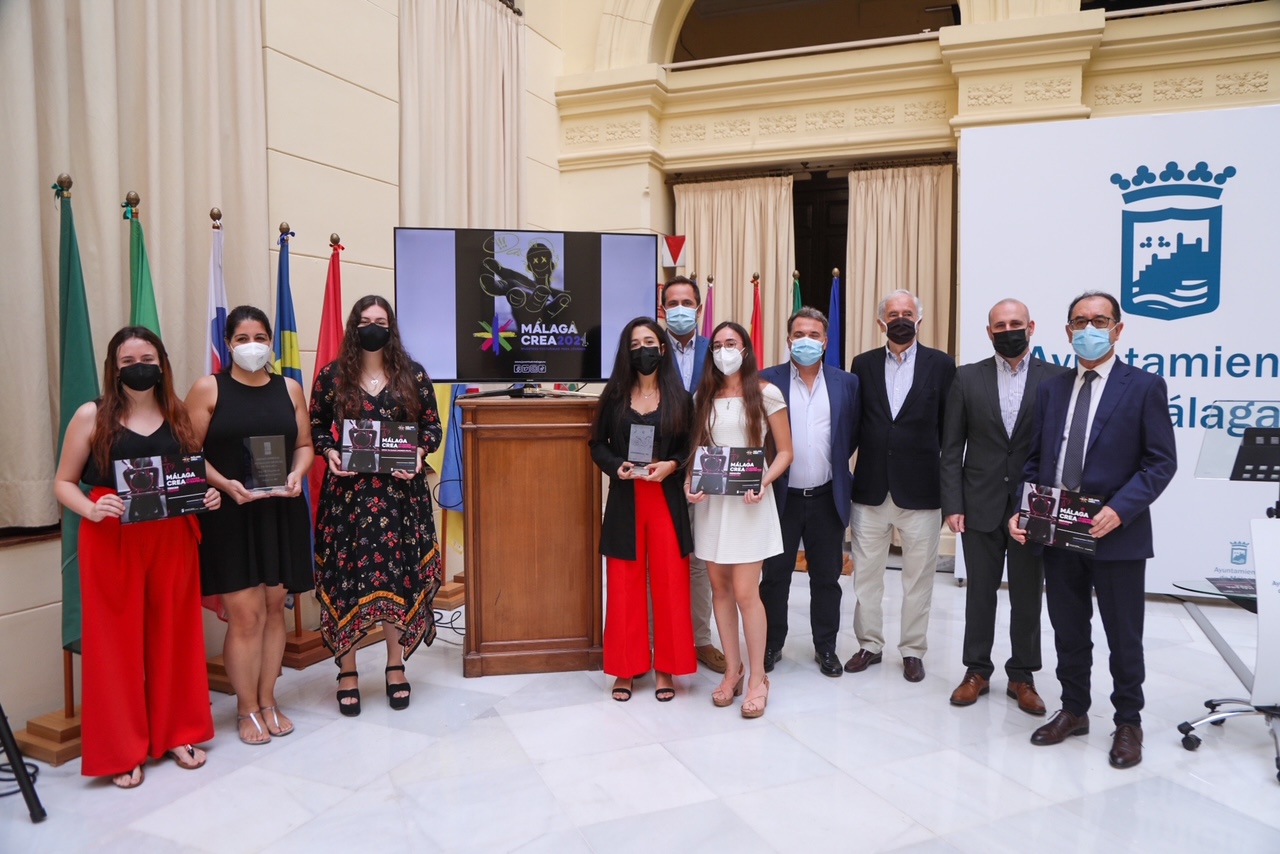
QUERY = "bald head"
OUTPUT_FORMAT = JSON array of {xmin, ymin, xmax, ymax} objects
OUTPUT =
[
  {"xmin": 987, "ymin": 298, "xmax": 1034, "ymax": 361},
  {"xmin": 987, "ymin": 299, "xmax": 1030, "ymax": 328}
]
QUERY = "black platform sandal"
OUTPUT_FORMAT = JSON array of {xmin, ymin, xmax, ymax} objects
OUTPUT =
[
  {"xmin": 336, "ymin": 671, "xmax": 361, "ymax": 717},
  {"xmin": 385, "ymin": 664, "xmax": 411, "ymax": 710}
]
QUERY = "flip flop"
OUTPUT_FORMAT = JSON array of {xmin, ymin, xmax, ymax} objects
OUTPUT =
[
  {"xmin": 166, "ymin": 744, "xmax": 207, "ymax": 770},
  {"xmin": 260, "ymin": 705, "xmax": 295, "ymax": 737},
  {"xmin": 112, "ymin": 765, "xmax": 144, "ymax": 789}
]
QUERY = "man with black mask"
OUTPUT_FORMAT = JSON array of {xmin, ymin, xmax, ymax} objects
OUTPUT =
[
  {"xmin": 940, "ymin": 299, "xmax": 1068, "ymax": 714},
  {"xmin": 845, "ymin": 290, "xmax": 955, "ymax": 683}
]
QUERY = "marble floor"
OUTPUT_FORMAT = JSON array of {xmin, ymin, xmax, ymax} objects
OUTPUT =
[{"xmin": 4, "ymin": 568, "xmax": 1279, "ymax": 853}]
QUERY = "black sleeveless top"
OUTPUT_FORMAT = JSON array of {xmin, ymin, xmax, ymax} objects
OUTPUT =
[{"xmin": 81, "ymin": 419, "xmax": 182, "ymax": 489}]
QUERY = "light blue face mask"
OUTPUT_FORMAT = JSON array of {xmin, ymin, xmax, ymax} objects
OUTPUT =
[
  {"xmin": 665, "ymin": 306, "xmax": 697, "ymax": 336},
  {"xmin": 1071, "ymin": 326, "xmax": 1113, "ymax": 361},
  {"xmin": 789, "ymin": 337, "xmax": 824, "ymax": 366}
]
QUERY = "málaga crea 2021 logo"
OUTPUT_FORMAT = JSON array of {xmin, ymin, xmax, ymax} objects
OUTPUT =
[{"xmin": 1112, "ymin": 160, "xmax": 1236, "ymax": 320}]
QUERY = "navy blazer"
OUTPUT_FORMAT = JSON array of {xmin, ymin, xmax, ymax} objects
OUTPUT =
[
  {"xmin": 850, "ymin": 343, "xmax": 956, "ymax": 510},
  {"xmin": 669, "ymin": 332, "xmax": 709, "ymax": 394},
  {"xmin": 1022, "ymin": 358, "xmax": 1177, "ymax": 561},
  {"xmin": 759, "ymin": 362, "xmax": 861, "ymax": 527}
]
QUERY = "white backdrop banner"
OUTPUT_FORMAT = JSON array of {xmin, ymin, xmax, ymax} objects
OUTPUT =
[{"xmin": 957, "ymin": 105, "xmax": 1280, "ymax": 595}]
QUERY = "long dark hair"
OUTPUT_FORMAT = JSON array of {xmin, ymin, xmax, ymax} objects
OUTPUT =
[
  {"xmin": 334, "ymin": 295, "xmax": 421, "ymax": 422},
  {"xmin": 692, "ymin": 321, "xmax": 768, "ymax": 448},
  {"xmin": 593, "ymin": 317, "xmax": 689, "ymax": 444},
  {"xmin": 91, "ymin": 326, "xmax": 197, "ymax": 473},
  {"xmin": 222, "ymin": 305, "xmax": 274, "ymax": 373}
]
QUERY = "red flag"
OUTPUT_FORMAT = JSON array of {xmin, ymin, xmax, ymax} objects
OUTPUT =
[
  {"xmin": 309, "ymin": 242, "xmax": 345, "ymax": 521},
  {"xmin": 750, "ymin": 275, "xmax": 763, "ymax": 365}
]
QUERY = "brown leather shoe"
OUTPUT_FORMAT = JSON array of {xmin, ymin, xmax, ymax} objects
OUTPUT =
[
  {"xmin": 949, "ymin": 672, "xmax": 990, "ymax": 706},
  {"xmin": 1030, "ymin": 709, "xmax": 1090, "ymax": 745},
  {"xmin": 1109, "ymin": 724, "xmax": 1143, "ymax": 769},
  {"xmin": 903, "ymin": 657, "xmax": 925, "ymax": 682},
  {"xmin": 843, "ymin": 649, "xmax": 883, "ymax": 673},
  {"xmin": 696, "ymin": 644, "xmax": 727, "ymax": 674},
  {"xmin": 1006, "ymin": 680, "xmax": 1046, "ymax": 716}
]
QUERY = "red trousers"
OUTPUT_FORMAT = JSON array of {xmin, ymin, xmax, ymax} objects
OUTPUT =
[
  {"xmin": 78, "ymin": 487, "xmax": 214, "ymax": 777},
  {"xmin": 604, "ymin": 481, "xmax": 696, "ymax": 678}
]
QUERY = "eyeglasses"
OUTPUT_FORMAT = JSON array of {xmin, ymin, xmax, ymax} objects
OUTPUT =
[{"xmin": 1068, "ymin": 316, "xmax": 1115, "ymax": 331}]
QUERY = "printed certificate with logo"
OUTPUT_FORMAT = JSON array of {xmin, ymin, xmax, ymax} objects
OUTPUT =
[
  {"xmin": 1018, "ymin": 483, "xmax": 1103, "ymax": 555},
  {"xmin": 690, "ymin": 446, "xmax": 765, "ymax": 496},
  {"xmin": 341, "ymin": 420, "xmax": 419, "ymax": 473},
  {"xmin": 114, "ymin": 454, "xmax": 209, "ymax": 524}
]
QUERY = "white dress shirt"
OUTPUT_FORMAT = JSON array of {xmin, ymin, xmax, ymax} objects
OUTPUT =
[
  {"xmin": 668, "ymin": 330, "xmax": 697, "ymax": 392},
  {"xmin": 1053, "ymin": 352, "xmax": 1116, "ymax": 489},
  {"xmin": 884, "ymin": 341, "xmax": 918, "ymax": 420},
  {"xmin": 787, "ymin": 362, "xmax": 832, "ymax": 489}
]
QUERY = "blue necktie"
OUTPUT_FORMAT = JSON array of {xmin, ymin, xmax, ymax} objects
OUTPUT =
[{"xmin": 1061, "ymin": 370, "xmax": 1098, "ymax": 492}]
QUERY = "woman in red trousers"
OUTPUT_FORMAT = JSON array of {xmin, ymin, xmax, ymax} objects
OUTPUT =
[
  {"xmin": 54, "ymin": 327, "xmax": 219, "ymax": 788},
  {"xmin": 589, "ymin": 317, "xmax": 697, "ymax": 701}
]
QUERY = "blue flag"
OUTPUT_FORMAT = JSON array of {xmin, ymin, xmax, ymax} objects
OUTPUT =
[
  {"xmin": 274, "ymin": 230, "xmax": 303, "ymax": 384},
  {"xmin": 437, "ymin": 384, "xmax": 467, "ymax": 512},
  {"xmin": 825, "ymin": 273, "xmax": 842, "ymax": 368}
]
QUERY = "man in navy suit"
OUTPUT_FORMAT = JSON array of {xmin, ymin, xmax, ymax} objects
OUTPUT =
[
  {"xmin": 759, "ymin": 307, "xmax": 860, "ymax": 677},
  {"xmin": 660, "ymin": 276, "xmax": 724, "ymax": 673},
  {"xmin": 1012, "ymin": 291, "xmax": 1176, "ymax": 769},
  {"xmin": 942, "ymin": 299, "xmax": 1069, "ymax": 714},
  {"xmin": 844, "ymin": 290, "xmax": 955, "ymax": 683}
]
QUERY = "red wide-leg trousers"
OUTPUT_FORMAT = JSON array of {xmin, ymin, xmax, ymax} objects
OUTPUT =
[
  {"xmin": 78, "ymin": 487, "xmax": 214, "ymax": 777},
  {"xmin": 604, "ymin": 481, "xmax": 696, "ymax": 678}
]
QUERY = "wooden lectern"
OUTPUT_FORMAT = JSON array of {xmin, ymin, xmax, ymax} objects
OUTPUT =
[{"xmin": 459, "ymin": 396, "xmax": 603, "ymax": 676}]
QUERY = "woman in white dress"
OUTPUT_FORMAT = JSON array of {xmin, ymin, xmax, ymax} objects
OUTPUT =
[{"xmin": 685, "ymin": 322, "xmax": 793, "ymax": 718}]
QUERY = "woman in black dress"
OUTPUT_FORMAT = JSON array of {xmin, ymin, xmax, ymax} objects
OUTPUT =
[
  {"xmin": 186, "ymin": 306, "xmax": 314, "ymax": 745},
  {"xmin": 310, "ymin": 295, "xmax": 442, "ymax": 715}
]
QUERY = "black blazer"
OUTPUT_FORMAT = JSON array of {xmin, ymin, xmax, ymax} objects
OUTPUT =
[
  {"xmin": 850, "ymin": 343, "xmax": 956, "ymax": 510},
  {"xmin": 940, "ymin": 355, "xmax": 1069, "ymax": 533},
  {"xmin": 588, "ymin": 393, "xmax": 694, "ymax": 560}
]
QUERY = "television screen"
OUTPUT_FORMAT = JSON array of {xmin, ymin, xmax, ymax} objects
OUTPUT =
[{"xmin": 394, "ymin": 227, "xmax": 659, "ymax": 383}]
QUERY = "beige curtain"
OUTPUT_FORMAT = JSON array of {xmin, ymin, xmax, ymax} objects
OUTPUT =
[
  {"xmin": 399, "ymin": 0, "xmax": 524, "ymax": 228},
  {"xmin": 673, "ymin": 176, "xmax": 796, "ymax": 367},
  {"xmin": 844, "ymin": 165, "xmax": 955, "ymax": 362},
  {"xmin": 0, "ymin": 0, "xmax": 269, "ymax": 527}
]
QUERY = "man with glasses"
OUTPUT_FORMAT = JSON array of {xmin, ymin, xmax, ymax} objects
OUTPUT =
[{"xmin": 1010, "ymin": 291, "xmax": 1177, "ymax": 769}]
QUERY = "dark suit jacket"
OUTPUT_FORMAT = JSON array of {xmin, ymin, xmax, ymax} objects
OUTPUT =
[
  {"xmin": 1022, "ymin": 358, "xmax": 1177, "ymax": 561},
  {"xmin": 940, "ymin": 356, "xmax": 1070, "ymax": 533},
  {"xmin": 850, "ymin": 343, "xmax": 956, "ymax": 509},
  {"xmin": 589, "ymin": 392, "xmax": 695, "ymax": 560},
  {"xmin": 759, "ymin": 362, "xmax": 861, "ymax": 527},
  {"xmin": 669, "ymin": 331, "xmax": 709, "ymax": 394}
]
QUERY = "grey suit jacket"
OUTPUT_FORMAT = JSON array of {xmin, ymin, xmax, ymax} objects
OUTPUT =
[{"xmin": 939, "ymin": 355, "xmax": 1069, "ymax": 533}]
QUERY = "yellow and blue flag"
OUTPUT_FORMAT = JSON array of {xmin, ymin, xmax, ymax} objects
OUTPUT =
[{"xmin": 274, "ymin": 230, "xmax": 303, "ymax": 383}]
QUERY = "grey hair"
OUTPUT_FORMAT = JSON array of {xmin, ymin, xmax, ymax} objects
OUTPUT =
[
  {"xmin": 787, "ymin": 306, "xmax": 829, "ymax": 335},
  {"xmin": 877, "ymin": 289, "xmax": 923, "ymax": 321}
]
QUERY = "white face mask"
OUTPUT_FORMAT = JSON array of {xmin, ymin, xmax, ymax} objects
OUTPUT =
[
  {"xmin": 713, "ymin": 347, "xmax": 743, "ymax": 376},
  {"xmin": 232, "ymin": 341, "xmax": 273, "ymax": 372}
]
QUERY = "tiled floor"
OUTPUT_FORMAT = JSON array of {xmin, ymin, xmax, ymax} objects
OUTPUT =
[{"xmin": 5, "ymin": 567, "xmax": 1279, "ymax": 853}]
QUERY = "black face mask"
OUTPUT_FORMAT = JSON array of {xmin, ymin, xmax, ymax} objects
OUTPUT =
[
  {"xmin": 992, "ymin": 328, "xmax": 1029, "ymax": 359},
  {"xmin": 885, "ymin": 317, "xmax": 917, "ymax": 345},
  {"xmin": 630, "ymin": 346, "xmax": 662, "ymax": 376},
  {"xmin": 358, "ymin": 324, "xmax": 391, "ymax": 352},
  {"xmin": 119, "ymin": 363, "xmax": 162, "ymax": 391}
]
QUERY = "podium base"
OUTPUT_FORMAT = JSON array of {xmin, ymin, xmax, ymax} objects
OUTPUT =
[{"xmin": 15, "ymin": 707, "xmax": 82, "ymax": 766}]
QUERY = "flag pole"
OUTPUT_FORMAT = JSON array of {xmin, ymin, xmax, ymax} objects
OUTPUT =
[{"xmin": 280, "ymin": 223, "xmax": 305, "ymax": 644}]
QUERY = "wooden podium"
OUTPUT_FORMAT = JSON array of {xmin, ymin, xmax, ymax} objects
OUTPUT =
[{"xmin": 460, "ymin": 396, "xmax": 602, "ymax": 676}]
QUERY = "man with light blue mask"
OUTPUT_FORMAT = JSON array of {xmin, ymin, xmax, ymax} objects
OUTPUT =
[
  {"xmin": 660, "ymin": 276, "xmax": 725, "ymax": 673},
  {"xmin": 759, "ymin": 307, "xmax": 861, "ymax": 676},
  {"xmin": 1011, "ymin": 290, "xmax": 1177, "ymax": 770}
]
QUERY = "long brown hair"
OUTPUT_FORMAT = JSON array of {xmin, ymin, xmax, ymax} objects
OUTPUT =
[
  {"xmin": 91, "ymin": 326, "xmax": 197, "ymax": 473},
  {"xmin": 593, "ymin": 317, "xmax": 690, "ymax": 444},
  {"xmin": 691, "ymin": 321, "xmax": 768, "ymax": 449},
  {"xmin": 333, "ymin": 295, "xmax": 421, "ymax": 422}
]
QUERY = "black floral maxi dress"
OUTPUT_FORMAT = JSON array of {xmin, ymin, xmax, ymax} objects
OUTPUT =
[{"xmin": 310, "ymin": 361, "xmax": 444, "ymax": 661}]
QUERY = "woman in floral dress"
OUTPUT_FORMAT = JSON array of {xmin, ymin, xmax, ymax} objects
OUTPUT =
[{"xmin": 310, "ymin": 295, "xmax": 443, "ymax": 715}]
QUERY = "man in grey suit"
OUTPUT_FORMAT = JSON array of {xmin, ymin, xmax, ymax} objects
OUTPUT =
[{"xmin": 940, "ymin": 298, "xmax": 1068, "ymax": 714}]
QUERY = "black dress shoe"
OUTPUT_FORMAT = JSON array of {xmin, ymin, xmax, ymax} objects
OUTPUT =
[
  {"xmin": 902, "ymin": 657, "xmax": 925, "ymax": 682},
  {"xmin": 1031, "ymin": 709, "xmax": 1090, "ymax": 745},
  {"xmin": 763, "ymin": 647, "xmax": 783, "ymax": 673},
  {"xmin": 1109, "ymin": 723, "xmax": 1143, "ymax": 768},
  {"xmin": 814, "ymin": 651, "xmax": 843, "ymax": 677}
]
